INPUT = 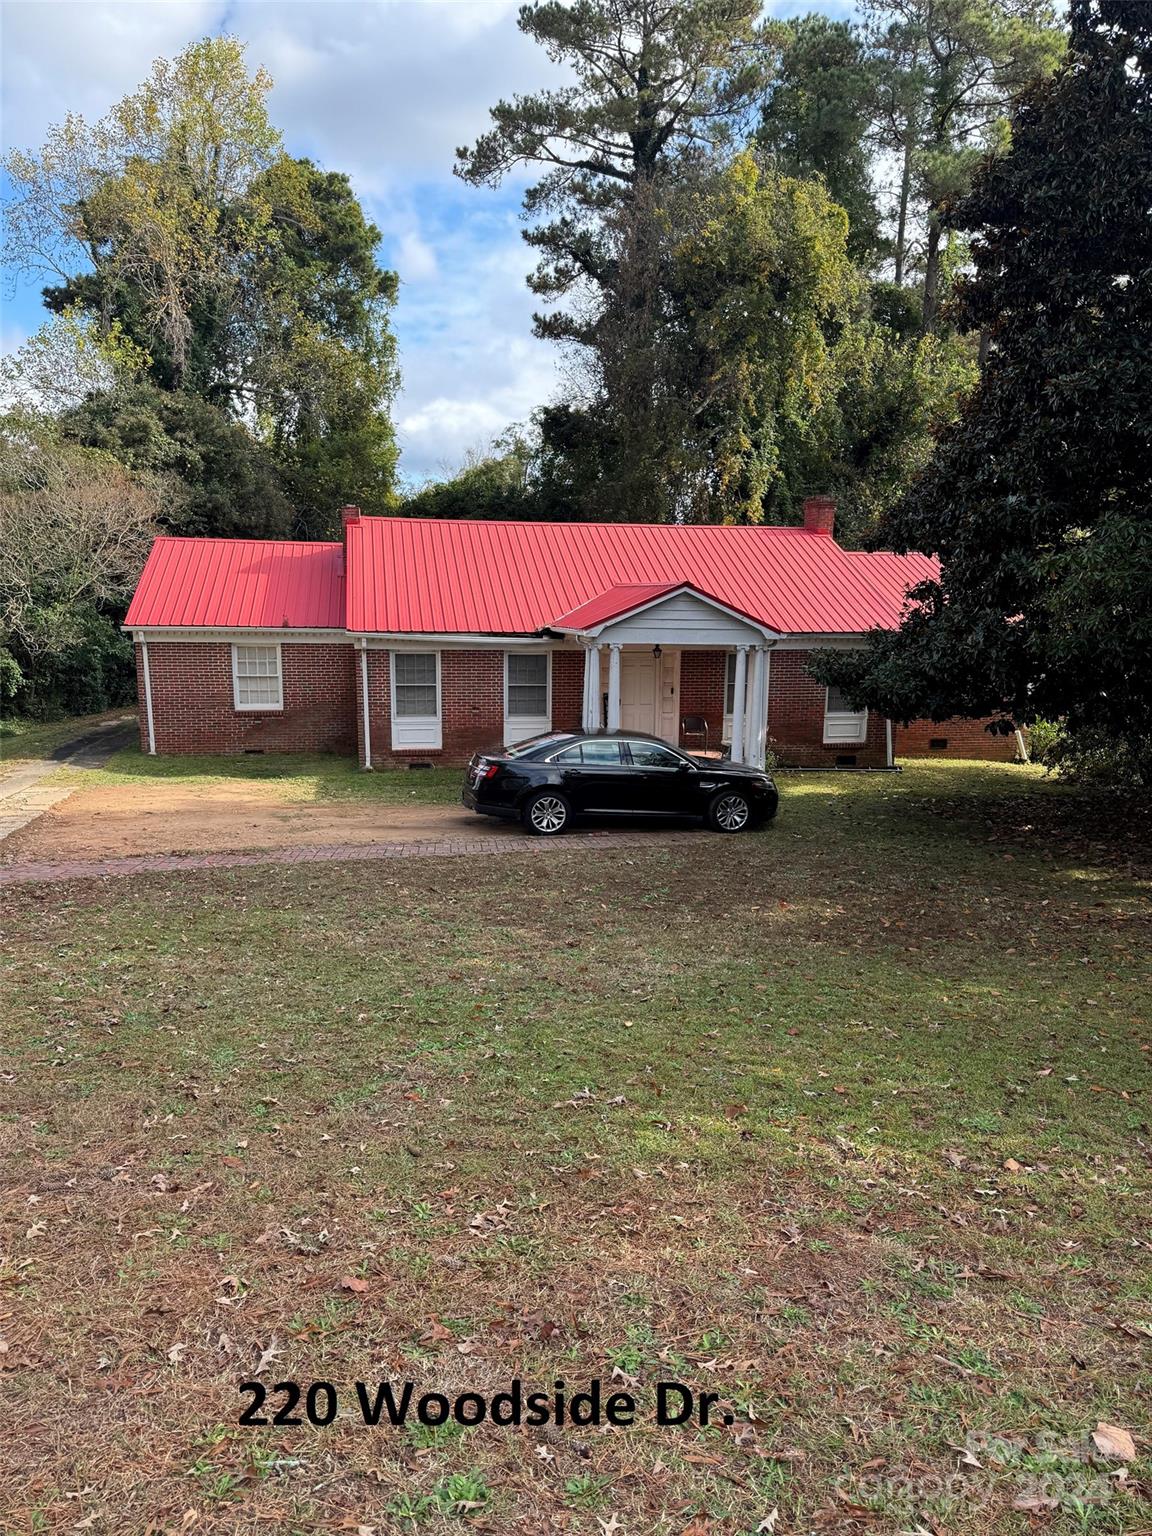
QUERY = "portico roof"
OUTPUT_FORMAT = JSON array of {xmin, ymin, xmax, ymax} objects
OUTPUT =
[{"xmin": 546, "ymin": 580, "xmax": 777, "ymax": 639}]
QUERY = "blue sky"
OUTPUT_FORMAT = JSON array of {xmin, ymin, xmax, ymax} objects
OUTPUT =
[{"xmin": 1, "ymin": 0, "xmax": 847, "ymax": 486}]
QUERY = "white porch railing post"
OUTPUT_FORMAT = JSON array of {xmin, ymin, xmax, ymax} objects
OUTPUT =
[
  {"xmin": 606, "ymin": 643, "xmax": 622, "ymax": 732},
  {"xmin": 729, "ymin": 645, "xmax": 748, "ymax": 763}
]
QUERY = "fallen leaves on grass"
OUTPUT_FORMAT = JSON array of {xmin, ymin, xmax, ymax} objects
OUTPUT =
[
  {"xmin": 469, "ymin": 1201, "xmax": 513, "ymax": 1235},
  {"xmin": 248, "ymin": 1339, "xmax": 283, "ymax": 1377},
  {"xmin": 1091, "ymin": 1422, "xmax": 1137, "ymax": 1461},
  {"xmin": 340, "ymin": 1275, "xmax": 369, "ymax": 1295}
]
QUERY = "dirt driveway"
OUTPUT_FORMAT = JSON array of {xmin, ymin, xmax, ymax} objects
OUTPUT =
[{"xmin": 1, "ymin": 777, "xmax": 523, "ymax": 863}]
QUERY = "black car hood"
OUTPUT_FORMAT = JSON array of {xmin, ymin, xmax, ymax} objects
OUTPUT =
[{"xmin": 689, "ymin": 757, "xmax": 773, "ymax": 780}]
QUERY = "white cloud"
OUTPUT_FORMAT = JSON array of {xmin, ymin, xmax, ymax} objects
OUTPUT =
[
  {"xmin": 230, "ymin": 0, "xmax": 561, "ymax": 191},
  {"xmin": 397, "ymin": 341, "xmax": 558, "ymax": 483},
  {"xmin": 0, "ymin": 0, "xmax": 223, "ymax": 148},
  {"xmin": 395, "ymin": 228, "xmax": 440, "ymax": 283}
]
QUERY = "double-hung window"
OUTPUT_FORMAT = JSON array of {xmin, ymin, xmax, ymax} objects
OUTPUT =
[
  {"xmin": 232, "ymin": 644, "xmax": 282, "ymax": 710},
  {"xmin": 391, "ymin": 651, "xmax": 441, "ymax": 748},
  {"xmin": 504, "ymin": 651, "xmax": 551, "ymax": 745},
  {"xmin": 823, "ymin": 683, "xmax": 868, "ymax": 744}
]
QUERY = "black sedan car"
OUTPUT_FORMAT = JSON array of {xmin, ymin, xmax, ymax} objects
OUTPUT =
[{"xmin": 462, "ymin": 731, "xmax": 778, "ymax": 835}]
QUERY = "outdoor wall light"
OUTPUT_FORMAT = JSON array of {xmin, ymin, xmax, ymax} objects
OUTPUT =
[{"xmin": 652, "ymin": 645, "xmax": 663, "ymax": 659}]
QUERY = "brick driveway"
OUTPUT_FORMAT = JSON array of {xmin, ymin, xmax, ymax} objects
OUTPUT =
[{"xmin": 0, "ymin": 826, "xmax": 702, "ymax": 887}]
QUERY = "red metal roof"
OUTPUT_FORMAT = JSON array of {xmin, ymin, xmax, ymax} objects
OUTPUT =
[
  {"xmin": 125, "ymin": 537, "xmax": 345, "ymax": 629},
  {"xmin": 126, "ymin": 518, "xmax": 937, "ymax": 637},
  {"xmin": 345, "ymin": 517, "xmax": 935, "ymax": 636}
]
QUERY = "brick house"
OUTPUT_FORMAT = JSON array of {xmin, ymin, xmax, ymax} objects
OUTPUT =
[{"xmin": 124, "ymin": 500, "xmax": 1018, "ymax": 769}]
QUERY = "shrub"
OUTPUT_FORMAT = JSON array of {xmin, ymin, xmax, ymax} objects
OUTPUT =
[
  {"xmin": 1026, "ymin": 718, "xmax": 1063, "ymax": 767},
  {"xmin": 1030, "ymin": 721, "xmax": 1150, "ymax": 788}
]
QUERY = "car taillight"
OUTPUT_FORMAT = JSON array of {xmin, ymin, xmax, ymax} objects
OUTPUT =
[{"xmin": 483, "ymin": 763, "xmax": 500, "ymax": 779}]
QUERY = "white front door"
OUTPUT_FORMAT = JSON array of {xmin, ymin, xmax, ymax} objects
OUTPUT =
[
  {"xmin": 619, "ymin": 650, "xmax": 680, "ymax": 742},
  {"xmin": 620, "ymin": 652, "xmax": 658, "ymax": 735}
]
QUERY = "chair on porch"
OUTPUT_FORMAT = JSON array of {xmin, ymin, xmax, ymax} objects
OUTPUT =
[{"xmin": 680, "ymin": 714, "xmax": 711, "ymax": 755}]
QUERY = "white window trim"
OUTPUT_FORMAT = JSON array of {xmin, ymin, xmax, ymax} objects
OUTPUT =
[
  {"xmin": 823, "ymin": 684, "xmax": 868, "ymax": 745},
  {"xmin": 231, "ymin": 642, "xmax": 283, "ymax": 712},
  {"xmin": 390, "ymin": 649, "xmax": 442, "ymax": 750},
  {"xmin": 503, "ymin": 649, "xmax": 552, "ymax": 745}
]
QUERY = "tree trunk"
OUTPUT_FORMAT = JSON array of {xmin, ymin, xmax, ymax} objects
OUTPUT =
[
  {"xmin": 922, "ymin": 210, "xmax": 942, "ymax": 332},
  {"xmin": 894, "ymin": 138, "xmax": 912, "ymax": 287}
]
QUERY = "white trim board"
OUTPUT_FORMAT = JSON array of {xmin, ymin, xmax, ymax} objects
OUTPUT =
[
  {"xmin": 127, "ymin": 625, "xmax": 875, "ymax": 650},
  {"xmin": 127, "ymin": 627, "xmax": 342, "ymax": 644}
]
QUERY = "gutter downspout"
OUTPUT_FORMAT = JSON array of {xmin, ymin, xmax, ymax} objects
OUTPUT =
[
  {"xmin": 140, "ymin": 638, "xmax": 156, "ymax": 756},
  {"xmin": 359, "ymin": 641, "xmax": 373, "ymax": 770},
  {"xmin": 885, "ymin": 717, "xmax": 894, "ymax": 770},
  {"xmin": 1015, "ymin": 728, "xmax": 1029, "ymax": 764}
]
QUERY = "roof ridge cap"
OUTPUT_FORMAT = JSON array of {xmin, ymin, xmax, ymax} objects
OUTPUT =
[{"xmin": 359, "ymin": 515, "xmax": 810, "ymax": 533}]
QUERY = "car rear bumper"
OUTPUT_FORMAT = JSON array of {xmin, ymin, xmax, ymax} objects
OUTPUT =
[{"xmin": 462, "ymin": 785, "xmax": 516, "ymax": 817}]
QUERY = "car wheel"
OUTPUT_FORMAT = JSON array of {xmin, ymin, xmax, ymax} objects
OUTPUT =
[
  {"xmin": 707, "ymin": 789, "xmax": 752, "ymax": 833},
  {"xmin": 522, "ymin": 790, "xmax": 571, "ymax": 836}
]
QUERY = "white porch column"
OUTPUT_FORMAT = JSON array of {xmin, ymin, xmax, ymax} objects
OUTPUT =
[
  {"xmin": 744, "ymin": 646, "xmax": 769, "ymax": 767},
  {"xmin": 729, "ymin": 645, "xmax": 748, "ymax": 763},
  {"xmin": 740, "ymin": 648, "xmax": 758, "ymax": 765},
  {"xmin": 758, "ymin": 647, "xmax": 772, "ymax": 764},
  {"xmin": 580, "ymin": 643, "xmax": 600, "ymax": 731},
  {"xmin": 606, "ymin": 643, "xmax": 622, "ymax": 732}
]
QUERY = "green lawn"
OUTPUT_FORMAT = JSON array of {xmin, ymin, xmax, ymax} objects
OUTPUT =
[{"xmin": 2, "ymin": 763, "xmax": 1149, "ymax": 1534}]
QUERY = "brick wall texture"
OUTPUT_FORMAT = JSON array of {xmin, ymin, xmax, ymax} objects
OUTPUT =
[
  {"xmin": 678, "ymin": 650, "xmax": 727, "ymax": 752},
  {"xmin": 766, "ymin": 650, "xmax": 889, "ymax": 768},
  {"xmin": 138, "ymin": 641, "xmax": 356, "ymax": 756},
  {"xmin": 137, "ymin": 639, "xmax": 1018, "ymax": 767},
  {"xmin": 897, "ymin": 715, "xmax": 1019, "ymax": 761}
]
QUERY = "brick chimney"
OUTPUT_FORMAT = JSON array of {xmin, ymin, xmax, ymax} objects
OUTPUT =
[
  {"xmin": 340, "ymin": 504, "xmax": 361, "ymax": 530},
  {"xmin": 802, "ymin": 495, "xmax": 836, "ymax": 537}
]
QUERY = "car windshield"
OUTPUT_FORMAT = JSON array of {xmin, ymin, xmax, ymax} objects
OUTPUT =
[{"xmin": 503, "ymin": 733, "xmax": 574, "ymax": 760}]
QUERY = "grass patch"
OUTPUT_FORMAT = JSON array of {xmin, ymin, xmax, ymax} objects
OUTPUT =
[
  {"xmin": 0, "ymin": 710, "xmax": 134, "ymax": 771},
  {"xmin": 59, "ymin": 741, "xmax": 462, "ymax": 805},
  {"xmin": 1, "ymin": 763, "xmax": 1149, "ymax": 1532}
]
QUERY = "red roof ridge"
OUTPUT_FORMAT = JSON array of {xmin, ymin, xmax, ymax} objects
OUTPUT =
[
  {"xmin": 354, "ymin": 514, "xmax": 817, "ymax": 535},
  {"xmin": 147, "ymin": 533, "xmax": 342, "ymax": 551}
]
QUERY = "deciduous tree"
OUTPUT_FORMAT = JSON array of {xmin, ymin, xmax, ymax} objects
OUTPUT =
[{"xmin": 0, "ymin": 412, "xmax": 161, "ymax": 710}]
